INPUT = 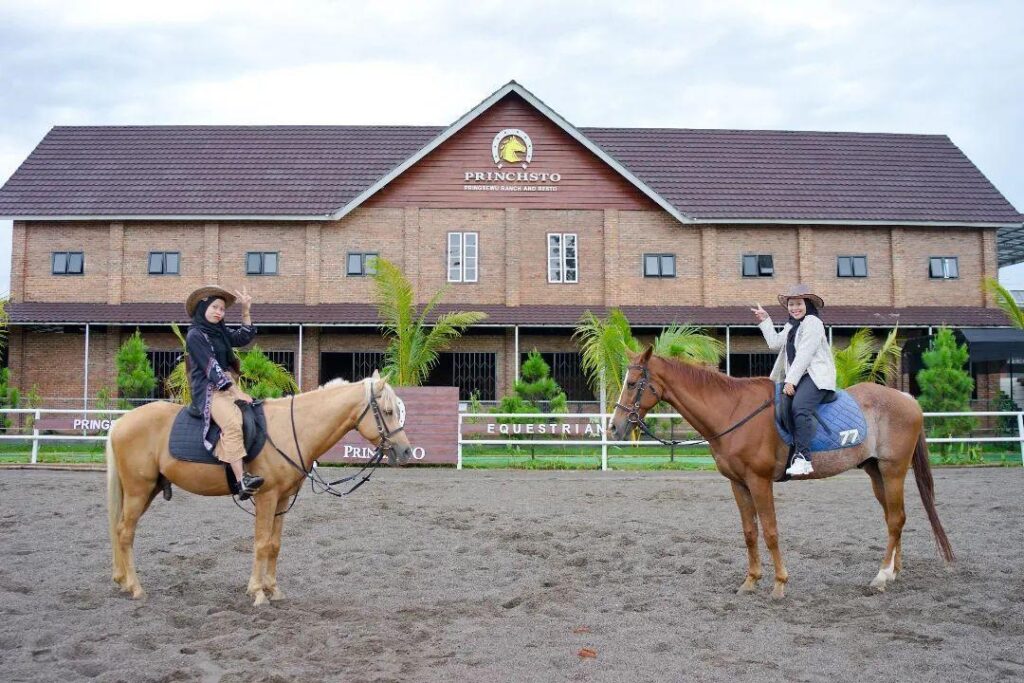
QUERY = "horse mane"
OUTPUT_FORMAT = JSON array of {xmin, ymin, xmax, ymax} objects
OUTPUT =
[
  {"xmin": 317, "ymin": 377, "xmax": 351, "ymax": 390},
  {"xmin": 313, "ymin": 375, "xmax": 398, "ymax": 413},
  {"xmin": 652, "ymin": 355, "xmax": 773, "ymax": 394}
]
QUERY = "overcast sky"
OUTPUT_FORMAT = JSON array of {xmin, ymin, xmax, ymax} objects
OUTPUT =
[{"xmin": 2, "ymin": 0, "xmax": 1023, "ymax": 292}]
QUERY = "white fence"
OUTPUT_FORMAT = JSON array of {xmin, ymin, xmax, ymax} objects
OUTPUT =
[{"xmin": 2, "ymin": 408, "xmax": 1023, "ymax": 468}]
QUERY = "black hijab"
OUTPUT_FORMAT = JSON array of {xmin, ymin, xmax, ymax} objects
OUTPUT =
[
  {"xmin": 191, "ymin": 297, "xmax": 235, "ymax": 369},
  {"xmin": 786, "ymin": 299, "xmax": 821, "ymax": 366}
]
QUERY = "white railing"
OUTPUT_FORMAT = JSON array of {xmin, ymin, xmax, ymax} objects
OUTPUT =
[
  {"xmin": 3, "ymin": 408, "xmax": 1023, "ymax": 469},
  {"xmin": 457, "ymin": 411, "xmax": 1024, "ymax": 470}
]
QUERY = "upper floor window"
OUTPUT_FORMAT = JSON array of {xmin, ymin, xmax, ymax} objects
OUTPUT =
[
  {"xmin": 52, "ymin": 251, "xmax": 84, "ymax": 275},
  {"xmin": 644, "ymin": 253, "xmax": 676, "ymax": 278},
  {"xmin": 346, "ymin": 252, "xmax": 378, "ymax": 277},
  {"xmin": 929, "ymin": 256, "xmax": 959, "ymax": 279},
  {"xmin": 837, "ymin": 255, "xmax": 867, "ymax": 278},
  {"xmin": 246, "ymin": 251, "xmax": 278, "ymax": 276},
  {"xmin": 742, "ymin": 254, "xmax": 773, "ymax": 277},
  {"xmin": 548, "ymin": 233, "xmax": 578, "ymax": 283},
  {"xmin": 148, "ymin": 251, "xmax": 180, "ymax": 275},
  {"xmin": 447, "ymin": 232, "xmax": 478, "ymax": 283}
]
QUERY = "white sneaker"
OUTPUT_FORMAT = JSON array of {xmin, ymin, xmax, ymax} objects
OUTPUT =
[{"xmin": 786, "ymin": 454, "xmax": 814, "ymax": 476}]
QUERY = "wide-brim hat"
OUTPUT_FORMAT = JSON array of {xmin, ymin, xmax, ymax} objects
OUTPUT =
[
  {"xmin": 186, "ymin": 285, "xmax": 236, "ymax": 317},
  {"xmin": 778, "ymin": 284, "xmax": 824, "ymax": 310}
]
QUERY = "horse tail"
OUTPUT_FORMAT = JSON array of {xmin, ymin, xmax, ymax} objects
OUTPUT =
[
  {"xmin": 912, "ymin": 430, "xmax": 955, "ymax": 563},
  {"xmin": 106, "ymin": 420, "xmax": 123, "ymax": 569}
]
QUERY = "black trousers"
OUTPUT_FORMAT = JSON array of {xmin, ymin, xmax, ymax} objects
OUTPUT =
[{"xmin": 780, "ymin": 374, "xmax": 830, "ymax": 457}]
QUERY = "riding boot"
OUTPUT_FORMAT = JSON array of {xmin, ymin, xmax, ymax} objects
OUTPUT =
[{"xmin": 238, "ymin": 471, "xmax": 265, "ymax": 501}]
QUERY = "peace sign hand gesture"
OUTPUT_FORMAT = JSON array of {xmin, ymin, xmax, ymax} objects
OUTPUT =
[
  {"xmin": 750, "ymin": 303, "xmax": 768, "ymax": 323},
  {"xmin": 234, "ymin": 285, "xmax": 253, "ymax": 312}
]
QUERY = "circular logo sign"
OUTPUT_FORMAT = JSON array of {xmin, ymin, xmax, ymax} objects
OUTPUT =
[{"xmin": 492, "ymin": 128, "xmax": 533, "ymax": 168}]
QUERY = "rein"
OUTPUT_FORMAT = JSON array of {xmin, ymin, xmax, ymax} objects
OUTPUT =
[
  {"xmin": 614, "ymin": 363, "xmax": 773, "ymax": 447},
  {"xmin": 233, "ymin": 382, "xmax": 403, "ymax": 515}
]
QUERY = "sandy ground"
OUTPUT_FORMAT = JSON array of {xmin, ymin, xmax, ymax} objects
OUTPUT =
[{"xmin": 0, "ymin": 466, "xmax": 1022, "ymax": 683}]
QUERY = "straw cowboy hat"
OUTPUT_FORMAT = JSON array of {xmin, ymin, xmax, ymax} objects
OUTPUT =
[
  {"xmin": 778, "ymin": 283, "xmax": 825, "ymax": 310},
  {"xmin": 185, "ymin": 285, "xmax": 236, "ymax": 317}
]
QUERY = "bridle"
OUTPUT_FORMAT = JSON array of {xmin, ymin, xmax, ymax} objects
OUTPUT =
[{"xmin": 613, "ymin": 361, "xmax": 773, "ymax": 447}]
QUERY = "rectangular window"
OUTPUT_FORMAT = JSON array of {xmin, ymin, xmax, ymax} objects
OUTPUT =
[
  {"xmin": 643, "ymin": 253, "xmax": 676, "ymax": 278},
  {"xmin": 52, "ymin": 251, "xmax": 84, "ymax": 275},
  {"xmin": 346, "ymin": 252, "xmax": 378, "ymax": 277},
  {"xmin": 447, "ymin": 232, "xmax": 478, "ymax": 283},
  {"xmin": 929, "ymin": 256, "xmax": 959, "ymax": 279},
  {"xmin": 742, "ymin": 254, "xmax": 773, "ymax": 277},
  {"xmin": 147, "ymin": 251, "xmax": 180, "ymax": 275},
  {"xmin": 547, "ymin": 233, "xmax": 578, "ymax": 283},
  {"xmin": 246, "ymin": 252, "xmax": 278, "ymax": 275},
  {"xmin": 837, "ymin": 255, "xmax": 868, "ymax": 278}
]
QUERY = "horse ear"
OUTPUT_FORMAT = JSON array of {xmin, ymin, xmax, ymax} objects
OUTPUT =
[
  {"xmin": 372, "ymin": 369, "xmax": 380, "ymax": 380},
  {"xmin": 641, "ymin": 345, "xmax": 654, "ymax": 363}
]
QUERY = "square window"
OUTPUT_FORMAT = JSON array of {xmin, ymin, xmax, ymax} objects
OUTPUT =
[
  {"xmin": 347, "ymin": 253, "xmax": 363, "ymax": 276},
  {"xmin": 758, "ymin": 255, "xmax": 773, "ymax": 276},
  {"xmin": 852, "ymin": 256, "xmax": 867, "ymax": 277},
  {"xmin": 945, "ymin": 258, "xmax": 958, "ymax": 278},
  {"xmin": 743, "ymin": 254, "xmax": 773, "ymax": 277},
  {"xmin": 661, "ymin": 255, "xmax": 675, "ymax": 277},
  {"xmin": 148, "ymin": 252, "xmax": 164, "ymax": 274},
  {"xmin": 742, "ymin": 255, "xmax": 758, "ymax": 277},
  {"xmin": 67, "ymin": 252, "xmax": 84, "ymax": 274},
  {"xmin": 263, "ymin": 252, "xmax": 278, "ymax": 275},
  {"xmin": 930, "ymin": 257, "xmax": 958, "ymax": 279},
  {"xmin": 644, "ymin": 254, "xmax": 660, "ymax": 276},
  {"xmin": 837, "ymin": 256, "xmax": 853, "ymax": 277},
  {"xmin": 52, "ymin": 252, "xmax": 68, "ymax": 274},
  {"xmin": 363, "ymin": 253, "xmax": 377, "ymax": 275},
  {"xmin": 165, "ymin": 252, "xmax": 179, "ymax": 274},
  {"xmin": 246, "ymin": 252, "xmax": 262, "ymax": 275}
]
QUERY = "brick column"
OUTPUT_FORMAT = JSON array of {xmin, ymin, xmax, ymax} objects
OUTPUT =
[
  {"xmin": 505, "ymin": 208, "xmax": 520, "ymax": 307},
  {"xmin": 305, "ymin": 222, "xmax": 321, "ymax": 306},
  {"xmin": 108, "ymin": 222, "xmax": 124, "ymax": 304},
  {"xmin": 602, "ymin": 209, "xmax": 619, "ymax": 305},
  {"xmin": 203, "ymin": 223, "xmax": 219, "ymax": 283},
  {"xmin": 10, "ymin": 221, "xmax": 26, "ymax": 303},
  {"xmin": 890, "ymin": 227, "xmax": 906, "ymax": 307},
  {"xmin": 7, "ymin": 328, "xmax": 24, "ymax": 396},
  {"xmin": 401, "ymin": 208, "xmax": 420, "ymax": 301},
  {"xmin": 301, "ymin": 326, "xmax": 321, "ymax": 391},
  {"xmin": 981, "ymin": 228, "xmax": 999, "ymax": 307},
  {"xmin": 701, "ymin": 225, "xmax": 717, "ymax": 306},
  {"xmin": 797, "ymin": 226, "xmax": 814, "ymax": 283}
]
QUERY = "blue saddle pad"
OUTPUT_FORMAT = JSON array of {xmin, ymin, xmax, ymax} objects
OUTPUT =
[
  {"xmin": 774, "ymin": 384, "xmax": 867, "ymax": 452},
  {"xmin": 168, "ymin": 401, "xmax": 267, "ymax": 465}
]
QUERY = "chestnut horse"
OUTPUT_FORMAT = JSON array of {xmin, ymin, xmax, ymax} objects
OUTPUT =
[
  {"xmin": 106, "ymin": 372, "xmax": 412, "ymax": 605},
  {"xmin": 609, "ymin": 347, "xmax": 953, "ymax": 598}
]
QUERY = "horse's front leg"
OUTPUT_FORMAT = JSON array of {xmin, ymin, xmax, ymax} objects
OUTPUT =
[
  {"xmin": 247, "ymin": 493, "xmax": 279, "ymax": 606},
  {"xmin": 730, "ymin": 480, "xmax": 762, "ymax": 593},
  {"xmin": 748, "ymin": 477, "xmax": 788, "ymax": 599},
  {"xmin": 264, "ymin": 495, "xmax": 292, "ymax": 601}
]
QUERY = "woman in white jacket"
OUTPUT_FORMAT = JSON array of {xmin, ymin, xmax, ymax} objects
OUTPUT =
[{"xmin": 751, "ymin": 284, "xmax": 837, "ymax": 476}]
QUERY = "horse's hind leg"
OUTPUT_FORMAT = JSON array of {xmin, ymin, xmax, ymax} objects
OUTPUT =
[
  {"xmin": 730, "ymin": 481, "xmax": 762, "ymax": 593},
  {"xmin": 869, "ymin": 460, "xmax": 908, "ymax": 591},
  {"xmin": 864, "ymin": 460, "xmax": 902, "ymax": 581},
  {"xmin": 117, "ymin": 486, "xmax": 159, "ymax": 599}
]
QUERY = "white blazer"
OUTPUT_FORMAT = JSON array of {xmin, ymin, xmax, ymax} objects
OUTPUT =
[{"xmin": 758, "ymin": 314, "xmax": 837, "ymax": 391}]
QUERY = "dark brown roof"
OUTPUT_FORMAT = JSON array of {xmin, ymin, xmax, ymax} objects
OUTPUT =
[
  {"xmin": 8, "ymin": 302, "xmax": 1011, "ymax": 328},
  {"xmin": 0, "ymin": 123, "xmax": 1020, "ymax": 226}
]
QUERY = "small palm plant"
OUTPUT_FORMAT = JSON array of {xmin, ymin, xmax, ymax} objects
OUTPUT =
[
  {"xmin": 984, "ymin": 277, "xmax": 1024, "ymax": 329},
  {"xmin": 832, "ymin": 327, "xmax": 902, "ymax": 389},
  {"xmin": 372, "ymin": 257, "xmax": 487, "ymax": 386},
  {"xmin": 574, "ymin": 309, "xmax": 723, "ymax": 411}
]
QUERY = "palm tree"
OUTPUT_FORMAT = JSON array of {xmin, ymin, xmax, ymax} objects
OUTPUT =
[
  {"xmin": 833, "ymin": 327, "xmax": 902, "ymax": 389},
  {"xmin": 372, "ymin": 257, "xmax": 487, "ymax": 386},
  {"xmin": 573, "ymin": 309, "xmax": 723, "ymax": 410},
  {"xmin": 984, "ymin": 277, "xmax": 1024, "ymax": 329}
]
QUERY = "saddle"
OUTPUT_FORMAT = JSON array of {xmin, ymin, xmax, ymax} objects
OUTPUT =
[
  {"xmin": 168, "ymin": 400, "xmax": 268, "ymax": 493},
  {"xmin": 773, "ymin": 383, "xmax": 868, "ymax": 453}
]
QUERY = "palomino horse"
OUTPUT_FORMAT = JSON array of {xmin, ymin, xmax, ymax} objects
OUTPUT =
[
  {"xmin": 609, "ymin": 347, "xmax": 953, "ymax": 599},
  {"xmin": 106, "ymin": 372, "xmax": 412, "ymax": 605}
]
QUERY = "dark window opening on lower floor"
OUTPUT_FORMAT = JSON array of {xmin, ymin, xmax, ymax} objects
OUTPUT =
[
  {"xmin": 721, "ymin": 352, "xmax": 777, "ymax": 378},
  {"xmin": 319, "ymin": 352, "xmax": 386, "ymax": 385},
  {"xmin": 425, "ymin": 352, "xmax": 496, "ymax": 401},
  {"xmin": 519, "ymin": 351, "xmax": 594, "ymax": 401}
]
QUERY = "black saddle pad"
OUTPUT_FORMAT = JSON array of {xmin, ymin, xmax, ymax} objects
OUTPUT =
[{"xmin": 169, "ymin": 400, "xmax": 267, "ymax": 465}]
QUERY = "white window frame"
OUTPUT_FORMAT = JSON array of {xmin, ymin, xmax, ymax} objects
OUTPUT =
[
  {"xmin": 447, "ymin": 231, "xmax": 478, "ymax": 283},
  {"xmin": 547, "ymin": 233, "xmax": 578, "ymax": 284}
]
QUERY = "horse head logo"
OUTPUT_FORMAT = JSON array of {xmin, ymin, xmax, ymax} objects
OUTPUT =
[{"xmin": 492, "ymin": 128, "xmax": 533, "ymax": 169}]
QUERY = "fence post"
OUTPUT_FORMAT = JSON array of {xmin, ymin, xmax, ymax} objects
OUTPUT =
[
  {"xmin": 1018, "ymin": 412, "xmax": 1024, "ymax": 468},
  {"xmin": 601, "ymin": 411, "xmax": 608, "ymax": 472},
  {"xmin": 457, "ymin": 414, "xmax": 463, "ymax": 470},
  {"xmin": 31, "ymin": 409, "xmax": 41, "ymax": 464}
]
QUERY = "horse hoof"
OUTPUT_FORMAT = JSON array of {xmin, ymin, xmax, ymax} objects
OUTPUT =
[
  {"xmin": 253, "ymin": 591, "xmax": 269, "ymax": 607},
  {"xmin": 129, "ymin": 586, "xmax": 145, "ymax": 600},
  {"xmin": 737, "ymin": 579, "xmax": 758, "ymax": 594},
  {"xmin": 869, "ymin": 577, "xmax": 887, "ymax": 592},
  {"xmin": 770, "ymin": 585, "xmax": 786, "ymax": 600},
  {"xmin": 269, "ymin": 589, "xmax": 285, "ymax": 602}
]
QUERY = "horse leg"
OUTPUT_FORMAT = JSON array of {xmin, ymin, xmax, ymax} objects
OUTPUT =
[
  {"xmin": 870, "ymin": 462, "xmax": 908, "ymax": 591},
  {"xmin": 748, "ymin": 477, "xmax": 788, "ymax": 599},
  {"xmin": 863, "ymin": 460, "xmax": 899, "ymax": 581},
  {"xmin": 117, "ymin": 486, "xmax": 159, "ymax": 599},
  {"xmin": 264, "ymin": 499, "xmax": 290, "ymax": 601},
  {"xmin": 247, "ymin": 493, "xmax": 279, "ymax": 606},
  {"xmin": 730, "ymin": 481, "xmax": 762, "ymax": 593}
]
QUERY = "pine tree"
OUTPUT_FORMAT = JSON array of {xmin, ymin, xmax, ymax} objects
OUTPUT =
[
  {"xmin": 0, "ymin": 367, "xmax": 20, "ymax": 430},
  {"xmin": 916, "ymin": 327, "xmax": 977, "ymax": 439},
  {"xmin": 115, "ymin": 330, "xmax": 157, "ymax": 406}
]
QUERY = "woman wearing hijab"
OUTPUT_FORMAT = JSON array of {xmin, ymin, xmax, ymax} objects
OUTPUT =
[
  {"xmin": 184, "ymin": 284, "xmax": 264, "ymax": 498},
  {"xmin": 751, "ymin": 284, "xmax": 837, "ymax": 476}
]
